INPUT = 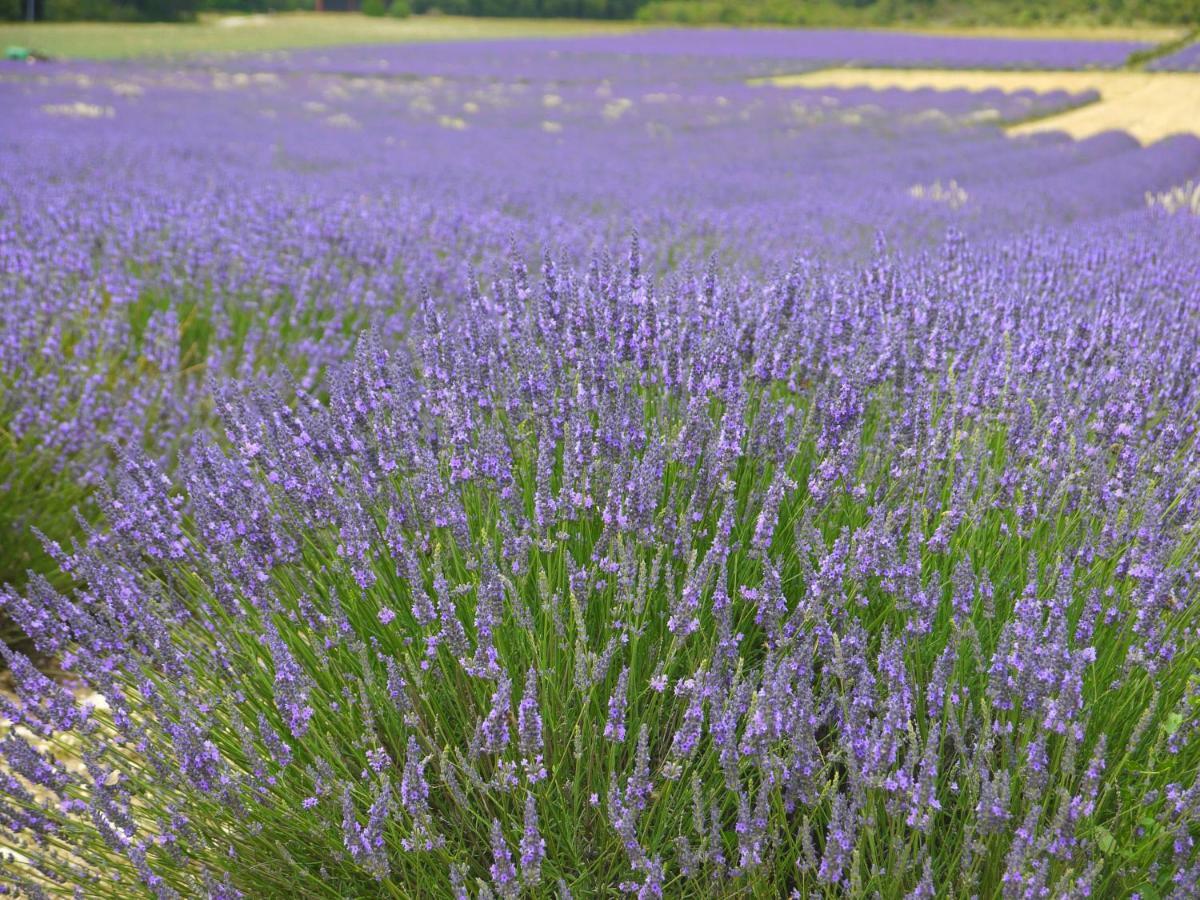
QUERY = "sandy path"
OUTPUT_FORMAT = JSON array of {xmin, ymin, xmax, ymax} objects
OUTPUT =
[{"xmin": 762, "ymin": 68, "xmax": 1200, "ymax": 144}]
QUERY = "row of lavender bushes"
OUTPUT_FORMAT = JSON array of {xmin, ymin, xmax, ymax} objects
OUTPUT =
[
  {"xmin": 0, "ymin": 46, "xmax": 1145, "ymax": 647},
  {"xmin": 4, "ymin": 32, "xmax": 1200, "ymax": 898},
  {"xmin": 2, "ymin": 225, "xmax": 1199, "ymax": 897}
]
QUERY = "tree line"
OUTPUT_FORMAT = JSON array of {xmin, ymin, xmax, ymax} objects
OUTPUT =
[{"xmin": 3, "ymin": 0, "xmax": 1196, "ymax": 30}]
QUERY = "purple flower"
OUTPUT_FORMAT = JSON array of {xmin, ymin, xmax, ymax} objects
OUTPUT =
[
  {"xmin": 476, "ymin": 674, "xmax": 513, "ymax": 756},
  {"xmin": 520, "ymin": 793, "xmax": 546, "ymax": 887},
  {"xmin": 490, "ymin": 819, "xmax": 520, "ymax": 900},
  {"xmin": 605, "ymin": 665, "xmax": 630, "ymax": 743}
]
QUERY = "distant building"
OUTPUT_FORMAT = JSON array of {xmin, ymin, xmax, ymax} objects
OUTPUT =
[{"xmin": 314, "ymin": 0, "xmax": 361, "ymax": 9}]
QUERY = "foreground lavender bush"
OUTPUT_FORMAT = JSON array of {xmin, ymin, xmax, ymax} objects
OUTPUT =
[
  {"xmin": 3, "ymin": 230, "xmax": 1199, "ymax": 897},
  {"xmin": 4, "ymin": 36, "xmax": 1198, "ymax": 623}
]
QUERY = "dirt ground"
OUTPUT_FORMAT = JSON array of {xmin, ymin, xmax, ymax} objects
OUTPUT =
[{"xmin": 764, "ymin": 68, "xmax": 1200, "ymax": 144}]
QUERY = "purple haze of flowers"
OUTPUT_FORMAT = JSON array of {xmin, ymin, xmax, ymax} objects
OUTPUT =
[
  {"xmin": 1148, "ymin": 39, "xmax": 1200, "ymax": 71},
  {"xmin": 2, "ymin": 223, "xmax": 1199, "ymax": 894},
  {"xmin": 0, "ymin": 25, "xmax": 1199, "ymax": 900},
  {"xmin": 227, "ymin": 29, "xmax": 1150, "ymax": 75}
]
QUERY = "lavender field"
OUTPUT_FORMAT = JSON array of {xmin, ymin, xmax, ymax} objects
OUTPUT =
[{"xmin": 2, "ymin": 24, "xmax": 1200, "ymax": 900}]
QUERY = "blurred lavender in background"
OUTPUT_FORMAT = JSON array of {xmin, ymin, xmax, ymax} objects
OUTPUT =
[{"xmin": 1148, "ymin": 37, "xmax": 1200, "ymax": 71}]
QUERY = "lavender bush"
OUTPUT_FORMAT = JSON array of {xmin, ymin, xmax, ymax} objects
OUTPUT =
[
  {"xmin": 223, "ymin": 29, "xmax": 1151, "ymax": 72},
  {"xmin": 2, "ymin": 30, "xmax": 1200, "ymax": 899},
  {"xmin": 10, "ymin": 42, "xmax": 1175, "ymax": 599},
  {"xmin": 4, "ymin": 229, "xmax": 1200, "ymax": 896},
  {"xmin": 1148, "ymin": 39, "xmax": 1200, "ymax": 71}
]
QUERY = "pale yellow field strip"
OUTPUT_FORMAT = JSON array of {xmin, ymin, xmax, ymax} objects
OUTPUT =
[
  {"xmin": 0, "ymin": 13, "xmax": 648, "ymax": 59},
  {"xmin": 762, "ymin": 68, "xmax": 1200, "ymax": 144}
]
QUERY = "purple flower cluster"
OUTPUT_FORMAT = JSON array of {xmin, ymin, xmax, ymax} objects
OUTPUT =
[
  {"xmin": 8, "ymin": 32, "xmax": 1191, "ymax": 646},
  {"xmin": 228, "ymin": 28, "xmax": 1151, "ymax": 73},
  {"xmin": 1148, "ymin": 39, "xmax": 1200, "ymax": 71},
  {"xmin": 2, "ymin": 221, "xmax": 1199, "ymax": 894},
  {"xmin": 0, "ymin": 27, "xmax": 1198, "ymax": 900}
]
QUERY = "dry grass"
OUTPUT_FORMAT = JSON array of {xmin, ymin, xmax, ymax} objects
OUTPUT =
[
  {"xmin": 762, "ymin": 68, "xmax": 1200, "ymax": 144},
  {"xmin": 0, "ymin": 12, "xmax": 647, "ymax": 60}
]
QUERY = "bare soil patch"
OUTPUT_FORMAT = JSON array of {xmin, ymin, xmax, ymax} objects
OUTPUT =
[{"xmin": 763, "ymin": 68, "xmax": 1200, "ymax": 144}]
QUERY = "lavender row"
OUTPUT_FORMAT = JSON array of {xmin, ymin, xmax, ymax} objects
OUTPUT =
[
  {"xmin": 2, "ymin": 229, "xmax": 1199, "ymax": 896},
  {"xmin": 1, "ymin": 40, "xmax": 1195, "ymax": 596},
  {"xmin": 217, "ymin": 28, "xmax": 1152, "ymax": 76},
  {"xmin": 1148, "ymin": 39, "xmax": 1200, "ymax": 71},
  {"xmin": 1, "ymin": 31, "xmax": 1199, "ymax": 897}
]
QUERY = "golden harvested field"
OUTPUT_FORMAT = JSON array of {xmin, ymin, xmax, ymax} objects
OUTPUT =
[{"xmin": 764, "ymin": 68, "xmax": 1200, "ymax": 144}]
